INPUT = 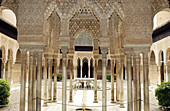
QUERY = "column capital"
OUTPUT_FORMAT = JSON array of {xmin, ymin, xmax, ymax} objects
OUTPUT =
[
  {"xmin": 61, "ymin": 46, "xmax": 68, "ymax": 58},
  {"xmin": 101, "ymin": 46, "xmax": 108, "ymax": 58}
]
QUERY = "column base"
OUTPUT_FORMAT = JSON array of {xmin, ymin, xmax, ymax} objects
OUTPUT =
[
  {"xmin": 110, "ymin": 100, "xmax": 116, "ymax": 103},
  {"xmin": 52, "ymin": 99, "xmax": 57, "ymax": 102},
  {"xmin": 48, "ymin": 99, "xmax": 52, "ymax": 103},
  {"xmin": 93, "ymin": 100, "xmax": 98, "ymax": 103},
  {"xmin": 43, "ymin": 101, "xmax": 48, "ymax": 107},
  {"xmin": 116, "ymin": 100, "xmax": 120, "ymax": 104},
  {"xmin": 119, "ymin": 103, "xmax": 125, "ymax": 108},
  {"xmin": 69, "ymin": 100, "xmax": 73, "ymax": 103}
]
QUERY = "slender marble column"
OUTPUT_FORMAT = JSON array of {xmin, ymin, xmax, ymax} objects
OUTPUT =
[
  {"xmin": 93, "ymin": 57, "xmax": 98, "ymax": 103},
  {"xmin": 157, "ymin": 66, "xmax": 161, "ymax": 84},
  {"xmin": 167, "ymin": 62, "xmax": 170, "ymax": 81},
  {"xmin": 36, "ymin": 51, "xmax": 43, "ymax": 111},
  {"xmin": 69, "ymin": 58, "xmax": 73, "ymax": 102},
  {"xmin": 2, "ymin": 61, "xmax": 6, "ymax": 79},
  {"xmin": 33, "ymin": 51, "xmax": 37, "ymax": 111},
  {"xmin": 48, "ymin": 59, "xmax": 52, "ymax": 102},
  {"xmin": 135, "ymin": 53, "xmax": 141, "ymax": 111},
  {"xmin": 101, "ymin": 47, "xmax": 107, "ymax": 111},
  {"xmin": 111, "ymin": 59, "xmax": 115, "ymax": 103},
  {"xmin": 28, "ymin": 51, "xmax": 33, "ymax": 111},
  {"xmin": 5, "ymin": 61, "xmax": 8, "ymax": 80},
  {"xmin": 88, "ymin": 61, "xmax": 90, "ymax": 78},
  {"xmin": 43, "ymin": 58, "xmax": 48, "ymax": 106},
  {"xmin": 126, "ymin": 53, "xmax": 133, "ymax": 111},
  {"xmin": 9, "ymin": 59, "xmax": 13, "ymax": 85},
  {"xmin": 116, "ymin": 59, "xmax": 121, "ymax": 103},
  {"xmin": 74, "ymin": 66, "xmax": 77, "ymax": 78},
  {"xmin": 61, "ymin": 46, "xmax": 68, "ymax": 111},
  {"xmin": 165, "ymin": 65, "xmax": 168, "ymax": 82},
  {"xmin": 143, "ymin": 52, "xmax": 150, "ymax": 111},
  {"xmin": 120, "ymin": 59, "xmax": 125, "ymax": 108},
  {"xmin": 53, "ymin": 59, "xmax": 57, "ymax": 102},
  {"xmin": 133, "ymin": 55, "xmax": 137, "ymax": 111},
  {"xmin": 7, "ymin": 60, "xmax": 11, "ymax": 83},
  {"xmin": 20, "ymin": 49, "xmax": 27, "ymax": 111},
  {"xmin": 81, "ymin": 60, "xmax": 82, "ymax": 78}
]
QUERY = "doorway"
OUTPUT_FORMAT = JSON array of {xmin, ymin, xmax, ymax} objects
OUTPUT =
[{"xmin": 82, "ymin": 59, "xmax": 88, "ymax": 78}]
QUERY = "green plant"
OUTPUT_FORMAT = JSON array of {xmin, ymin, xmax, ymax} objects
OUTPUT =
[
  {"xmin": 107, "ymin": 74, "xmax": 116, "ymax": 82},
  {"xmin": 0, "ymin": 79, "xmax": 10, "ymax": 105},
  {"xmin": 52, "ymin": 73, "xmax": 62, "ymax": 81},
  {"xmin": 107, "ymin": 74, "xmax": 111, "ymax": 81},
  {"xmin": 155, "ymin": 81, "xmax": 170, "ymax": 109}
]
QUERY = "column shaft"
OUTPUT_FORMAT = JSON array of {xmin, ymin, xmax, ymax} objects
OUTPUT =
[
  {"xmin": 133, "ymin": 55, "xmax": 137, "ymax": 111},
  {"xmin": 2, "ymin": 62, "xmax": 6, "ymax": 79},
  {"xmin": 93, "ymin": 58, "xmax": 98, "ymax": 103},
  {"xmin": 48, "ymin": 59, "xmax": 52, "ymax": 102},
  {"xmin": 28, "ymin": 51, "xmax": 34, "ymax": 111},
  {"xmin": 74, "ymin": 66, "xmax": 77, "ymax": 78},
  {"xmin": 33, "ymin": 52, "xmax": 37, "ymax": 111},
  {"xmin": 111, "ymin": 60, "xmax": 115, "ymax": 103},
  {"xmin": 7, "ymin": 60, "xmax": 11, "ymax": 83},
  {"xmin": 116, "ymin": 60, "xmax": 121, "ymax": 103},
  {"xmin": 61, "ymin": 46, "xmax": 68, "ymax": 111},
  {"xmin": 69, "ymin": 59, "xmax": 73, "ymax": 102},
  {"xmin": 126, "ymin": 53, "xmax": 133, "ymax": 111},
  {"xmin": 135, "ymin": 53, "xmax": 141, "ymax": 111},
  {"xmin": 81, "ymin": 60, "xmax": 82, "ymax": 78},
  {"xmin": 9, "ymin": 59, "xmax": 13, "ymax": 85},
  {"xmin": 36, "ymin": 51, "xmax": 43, "ymax": 111},
  {"xmin": 143, "ymin": 53, "xmax": 150, "ymax": 111},
  {"xmin": 20, "ymin": 50, "xmax": 27, "ymax": 111},
  {"xmin": 168, "ymin": 63, "xmax": 170, "ymax": 81},
  {"xmin": 53, "ymin": 59, "xmax": 57, "ymax": 102},
  {"xmin": 101, "ymin": 47, "xmax": 107, "ymax": 111},
  {"xmin": 120, "ymin": 59, "xmax": 125, "ymax": 108},
  {"xmin": 43, "ymin": 58, "xmax": 48, "ymax": 106},
  {"xmin": 88, "ymin": 62, "xmax": 90, "ymax": 78}
]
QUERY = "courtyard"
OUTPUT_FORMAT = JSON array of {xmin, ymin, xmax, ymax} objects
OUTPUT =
[{"xmin": 0, "ymin": 80, "xmax": 161, "ymax": 111}]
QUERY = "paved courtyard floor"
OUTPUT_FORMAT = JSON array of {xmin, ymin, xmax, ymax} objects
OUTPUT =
[{"xmin": 0, "ymin": 80, "xmax": 163, "ymax": 111}]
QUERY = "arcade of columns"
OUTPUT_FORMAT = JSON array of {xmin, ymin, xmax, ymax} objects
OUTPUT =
[{"xmin": 0, "ymin": 0, "xmax": 169, "ymax": 111}]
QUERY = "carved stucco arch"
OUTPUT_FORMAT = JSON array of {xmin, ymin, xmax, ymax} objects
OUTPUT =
[
  {"xmin": 152, "ymin": 0, "xmax": 169, "ymax": 18},
  {"xmin": 150, "ymin": 50, "xmax": 156, "ymax": 65},
  {"xmin": 1, "ymin": 0, "xmax": 18, "ymax": 18},
  {"xmin": 82, "ymin": 57, "xmax": 89, "ymax": 63}
]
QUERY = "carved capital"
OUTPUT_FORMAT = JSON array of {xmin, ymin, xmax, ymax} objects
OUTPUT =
[{"xmin": 101, "ymin": 46, "xmax": 108, "ymax": 59}]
